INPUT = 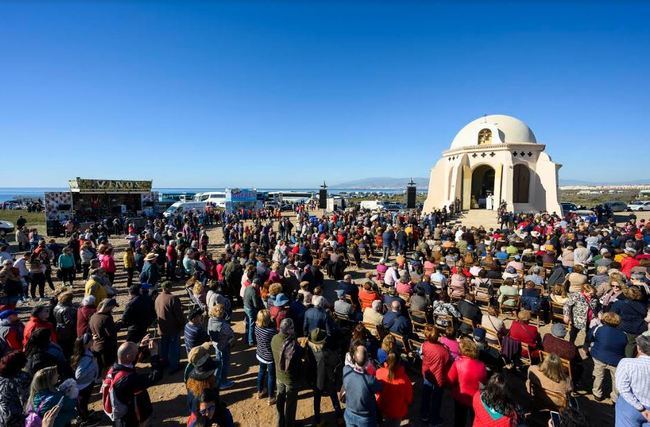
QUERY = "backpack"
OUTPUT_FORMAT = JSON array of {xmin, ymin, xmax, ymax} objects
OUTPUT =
[
  {"xmin": 101, "ymin": 367, "xmax": 132, "ymax": 421},
  {"xmin": 24, "ymin": 396, "xmax": 52, "ymax": 427}
]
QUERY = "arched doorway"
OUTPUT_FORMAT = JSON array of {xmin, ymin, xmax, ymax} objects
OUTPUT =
[
  {"xmin": 513, "ymin": 164, "xmax": 530, "ymax": 203},
  {"xmin": 471, "ymin": 165, "xmax": 495, "ymax": 209}
]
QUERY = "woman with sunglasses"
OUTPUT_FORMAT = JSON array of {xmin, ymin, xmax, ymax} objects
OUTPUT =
[
  {"xmin": 187, "ymin": 388, "xmax": 233, "ymax": 427},
  {"xmin": 599, "ymin": 280, "xmax": 625, "ymax": 311}
]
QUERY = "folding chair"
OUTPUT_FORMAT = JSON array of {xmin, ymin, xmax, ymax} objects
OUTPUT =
[
  {"xmin": 551, "ymin": 302, "xmax": 566, "ymax": 323},
  {"xmin": 499, "ymin": 295, "xmax": 520, "ymax": 318}
]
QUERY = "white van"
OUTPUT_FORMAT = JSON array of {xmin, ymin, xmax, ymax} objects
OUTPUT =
[
  {"xmin": 163, "ymin": 201, "xmax": 207, "ymax": 217},
  {"xmin": 194, "ymin": 192, "xmax": 226, "ymax": 208},
  {"xmin": 360, "ymin": 200, "xmax": 387, "ymax": 210}
]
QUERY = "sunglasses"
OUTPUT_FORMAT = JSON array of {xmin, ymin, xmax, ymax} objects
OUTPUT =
[{"xmin": 199, "ymin": 405, "xmax": 215, "ymax": 416}]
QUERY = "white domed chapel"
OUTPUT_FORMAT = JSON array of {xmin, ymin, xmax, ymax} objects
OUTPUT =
[{"xmin": 423, "ymin": 114, "xmax": 562, "ymax": 214}]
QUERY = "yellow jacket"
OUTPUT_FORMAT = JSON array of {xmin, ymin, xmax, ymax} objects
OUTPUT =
[
  {"xmin": 123, "ymin": 251, "xmax": 135, "ymax": 269},
  {"xmin": 85, "ymin": 278, "xmax": 108, "ymax": 305}
]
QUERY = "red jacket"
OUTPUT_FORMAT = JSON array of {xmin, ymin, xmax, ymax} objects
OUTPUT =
[
  {"xmin": 447, "ymin": 356, "xmax": 487, "ymax": 407},
  {"xmin": 23, "ymin": 316, "xmax": 57, "ymax": 348},
  {"xmin": 621, "ymin": 256, "xmax": 640, "ymax": 278},
  {"xmin": 509, "ymin": 321, "xmax": 539, "ymax": 356},
  {"xmin": 269, "ymin": 305, "xmax": 290, "ymax": 331},
  {"xmin": 375, "ymin": 365, "xmax": 413, "ymax": 420},
  {"xmin": 166, "ymin": 245, "xmax": 177, "ymax": 262},
  {"xmin": 76, "ymin": 305, "xmax": 97, "ymax": 336},
  {"xmin": 472, "ymin": 391, "xmax": 517, "ymax": 427},
  {"xmin": 100, "ymin": 255, "xmax": 116, "ymax": 274},
  {"xmin": 421, "ymin": 341, "xmax": 451, "ymax": 387}
]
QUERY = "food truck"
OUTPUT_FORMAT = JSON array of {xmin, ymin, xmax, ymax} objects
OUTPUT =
[
  {"xmin": 224, "ymin": 188, "xmax": 262, "ymax": 214},
  {"xmin": 45, "ymin": 178, "xmax": 155, "ymax": 235}
]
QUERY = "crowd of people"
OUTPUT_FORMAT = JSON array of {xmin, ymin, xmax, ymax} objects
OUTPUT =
[{"xmin": 0, "ymin": 203, "xmax": 649, "ymax": 427}]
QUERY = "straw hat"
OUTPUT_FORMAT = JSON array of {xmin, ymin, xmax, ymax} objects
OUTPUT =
[{"xmin": 144, "ymin": 253, "xmax": 158, "ymax": 262}]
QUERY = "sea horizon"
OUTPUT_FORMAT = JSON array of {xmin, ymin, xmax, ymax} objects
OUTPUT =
[{"xmin": 0, "ymin": 186, "xmax": 425, "ymax": 203}]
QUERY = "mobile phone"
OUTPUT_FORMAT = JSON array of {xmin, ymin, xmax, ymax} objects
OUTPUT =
[
  {"xmin": 57, "ymin": 395, "xmax": 65, "ymax": 407},
  {"xmin": 550, "ymin": 411, "xmax": 560, "ymax": 427}
]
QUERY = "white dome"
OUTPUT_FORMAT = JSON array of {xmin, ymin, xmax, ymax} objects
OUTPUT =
[{"xmin": 449, "ymin": 114, "xmax": 537, "ymax": 150}]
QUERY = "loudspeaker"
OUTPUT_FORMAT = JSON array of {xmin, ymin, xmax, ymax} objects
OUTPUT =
[
  {"xmin": 406, "ymin": 183, "xmax": 416, "ymax": 209},
  {"xmin": 318, "ymin": 189, "xmax": 327, "ymax": 209}
]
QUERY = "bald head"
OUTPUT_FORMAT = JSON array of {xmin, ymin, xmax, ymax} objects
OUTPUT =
[
  {"xmin": 391, "ymin": 300, "xmax": 401, "ymax": 312},
  {"xmin": 117, "ymin": 341, "xmax": 138, "ymax": 365}
]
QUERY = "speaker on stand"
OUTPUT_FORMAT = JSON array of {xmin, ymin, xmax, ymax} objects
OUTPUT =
[
  {"xmin": 406, "ymin": 178, "xmax": 416, "ymax": 209},
  {"xmin": 318, "ymin": 181, "xmax": 328, "ymax": 209}
]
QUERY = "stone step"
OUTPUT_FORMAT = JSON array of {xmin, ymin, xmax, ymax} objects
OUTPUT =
[{"xmin": 454, "ymin": 209, "xmax": 499, "ymax": 229}]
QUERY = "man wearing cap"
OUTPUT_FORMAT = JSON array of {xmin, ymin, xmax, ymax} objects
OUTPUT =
[
  {"xmin": 89, "ymin": 298, "xmax": 119, "ymax": 374},
  {"xmin": 615, "ymin": 335, "xmax": 650, "ymax": 426},
  {"xmin": 155, "ymin": 280, "xmax": 185, "ymax": 374},
  {"xmin": 0, "ymin": 309, "xmax": 24, "ymax": 352},
  {"xmin": 543, "ymin": 323, "xmax": 577, "ymax": 362},
  {"xmin": 272, "ymin": 318, "xmax": 303, "ymax": 427},
  {"xmin": 334, "ymin": 289, "xmax": 355, "ymax": 320},
  {"xmin": 304, "ymin": 327, "xmax": 343, "ymax": 424},
  {"xmin": 122, "ymin": 285, "xmax": 157, "ymax": 343}
]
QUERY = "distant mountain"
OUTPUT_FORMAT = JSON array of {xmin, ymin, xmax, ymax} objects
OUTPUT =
[
  {"xmin": 560, "ymin": 179, "xmax": 650, "ymax": 186},
  {"xmin": 331, "ymin": 177, "xmax": 428, "ymax": 189}
]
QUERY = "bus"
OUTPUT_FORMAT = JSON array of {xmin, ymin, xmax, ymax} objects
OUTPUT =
[
  {"xmin": 158, "ymin": 192, "xmax": 196, "ymax": 204},
  {"xmin": 267, "ymin": 191, "xmax": 314, "ymax": 204}
]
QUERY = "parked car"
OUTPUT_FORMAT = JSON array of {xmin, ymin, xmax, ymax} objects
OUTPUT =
[
  {"xmin": 0, "ymin": 220, "xmax": 15, "ymax": 233},
  {"xmin": 628, "ymin": 200, "xmax": 650, "ymax": 211},
  {"xmin": 603, "ymin": 201, "xmax": 628, "ymax": 212},
  {"xmin": 384, "ymin": 202, "xmax": 404, "ymax": 212},
  {"xmin": 572, "ymin": 209, "xmax": 597, "ymax": 221}
]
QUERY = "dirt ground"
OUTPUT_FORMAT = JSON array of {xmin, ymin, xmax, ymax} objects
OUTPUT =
[{"xmin": 12, "ymin": 210, "xmax": 643, "ymax": 426}]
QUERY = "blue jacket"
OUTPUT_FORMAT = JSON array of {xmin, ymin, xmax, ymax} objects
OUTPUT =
[
  {"xmin": 184, "ymin": 322, "xmax": 209, "ymax": 351},
  {"xmin": 611, "ymin": 298, "xmax": 647, "ymax": 335},
  {"xmin": 303, "ymin": 307, "xmax": 330, "ymax": 336},
  {"xmin": 588, "ymin": 324, "xmax": 627, "ymax": 366},
  {"xmin": 382, "ymin": 231, "xmax": 394, "ymax": 246},
  {"xmin": 342, "ymin": 365, "xmax": 381, "ymax": 418},
  {"xmin": 382, "ymin": 311, "xmax": 411, "ymax": 337}
]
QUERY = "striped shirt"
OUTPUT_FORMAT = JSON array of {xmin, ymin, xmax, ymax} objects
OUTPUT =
[
  {"xmin": 255, "ymin": 326, "xmax": 277, "ymax": 363},
  {"xmin": 615, "ymin": 355, "xmax": 650, "ymax": 411}
]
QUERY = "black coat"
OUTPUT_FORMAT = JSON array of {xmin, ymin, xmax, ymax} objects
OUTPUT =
[{"xmin": 122, "ymin": 295, "xmax": 156, "ymax": 341}]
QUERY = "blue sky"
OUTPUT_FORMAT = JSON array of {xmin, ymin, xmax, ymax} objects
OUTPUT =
[{"xmin": 1, "ymin": 1, "xmax": 648, "ymax": 187}]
